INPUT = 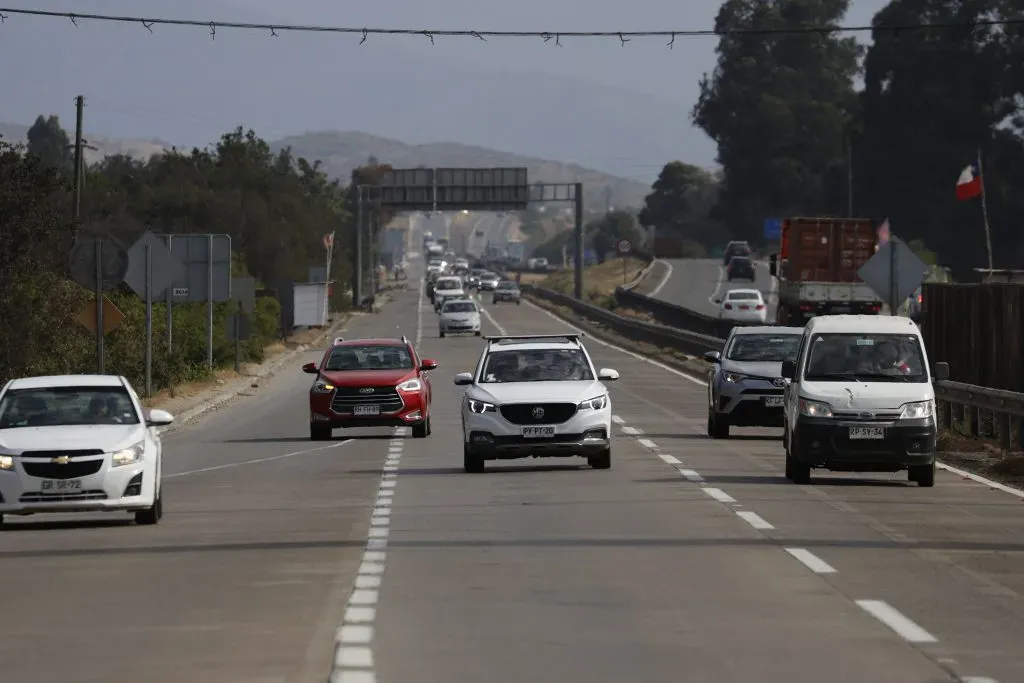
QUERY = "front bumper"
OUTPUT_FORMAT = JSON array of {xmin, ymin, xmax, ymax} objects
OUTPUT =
[
  {"xmin": 716, "ymin": 381, "xmax": 785, "ymax": 426},
  {"xmin": 310, "ymin": 394, "xmax": 427, "ymax": 429},
  {"xmin": 463, "ymin": 405, "xmax": 611, "ymax": 459},
  {"xmin": 0, "ymin": 459, "xmax": 157, "ymax": 515},
  {"xmin": 792, "ymin": 416, "xmax": 936, "ymax": 472},
  {"xmin": 441, "ymin": 321, "xmax": 481, "ymax": 333}
]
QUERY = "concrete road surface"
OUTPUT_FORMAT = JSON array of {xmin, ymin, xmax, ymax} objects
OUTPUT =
[
  {"xmin": 4, "ymin": 263, "xmax": 1022, "ymax": 683},
  {"xmin": 654, "ymin": 258, "xmax": 778, "ymax": 320}
]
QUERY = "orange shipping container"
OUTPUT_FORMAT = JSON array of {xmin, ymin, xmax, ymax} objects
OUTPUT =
[{"xmin": 780, "ymin": 217, "xmax": 876, "ymax": 283}]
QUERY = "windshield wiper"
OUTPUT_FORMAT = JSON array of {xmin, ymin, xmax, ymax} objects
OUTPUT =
[{"xmin": 807, "ymin": 372, "xmax": 863, "ymax": 382}]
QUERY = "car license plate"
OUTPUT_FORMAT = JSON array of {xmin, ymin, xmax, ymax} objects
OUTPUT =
[
  {"xmin": 849, "ymin": 427, "xmax": 885, "ymax": 439},
  {"xmin": 354, "ymin": 405, "xmax": 381, "ymax": 416},
  {"xmin": 41, "ymin": 479, "xmax": 82, "ymax": 492},
  {"xmin": 763, "ymin": 397, "xmax": 784, "ymax": 407},
  {"xmin": 523, "ymin": 426, "xmax": 555, "ymax": 438},
  {"xmin": 832, "ymin": 307, "xmax": 851, "ymax": 313}
]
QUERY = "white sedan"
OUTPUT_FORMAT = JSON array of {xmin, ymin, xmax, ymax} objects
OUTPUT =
[
  {"xmin": 0, "ymin": 374, "xmax": 172, "ymax": 525},
  {"xmin": 716, "ymin": 288, "xmax": 768, "ymax": 323}
]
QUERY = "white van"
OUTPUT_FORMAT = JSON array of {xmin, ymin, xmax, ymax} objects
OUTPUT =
[{"xmin": 779, "ymin": 314, "xmax": 948, "ymax": 487}]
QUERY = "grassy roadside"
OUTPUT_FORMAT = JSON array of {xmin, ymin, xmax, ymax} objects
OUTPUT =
[{"xmin": 533, "ymin": 257, "xmax": 651, "ymax": 307}]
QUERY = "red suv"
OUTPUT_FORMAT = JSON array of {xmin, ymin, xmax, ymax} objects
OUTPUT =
[{"xmin": 303, "ymin": 336, "xmax": 437, "ymax": 440}]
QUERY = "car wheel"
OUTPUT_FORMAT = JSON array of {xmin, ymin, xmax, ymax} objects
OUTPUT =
[
  {"xmin": 474, "ymin": 330, "xmax": 482, "ymax": 336},
  {"xmin": 413, "ymin": 420, "xmax": 428, "ymax": 438},
  {"xmin": 909, "ymin": 462, "xmax": 935, "ymax": 487},
  {"xmin": 135, "ymin": 489, "xmax": 163, "ymax": 525},
  {"xmin": 439, "ymin": 330, "xmax": 446, "ymax": 338},
  {"xmin": 711, "ymin": 412, "xmax": 730, "ymax": 439},
  {"xmin": 464, "ymin": 443, "xmax": 485, "ymax": 473},
  {"xmin": 787, "ymin": 433, "xmax": 811, "ymax": 484},
  {"xmin": 310, "ymin": 424, "xmax": 332, "ymax": 441},
  {"xmin": 588, "ymin": 448, "xmax": 612, "ymax": 470}
]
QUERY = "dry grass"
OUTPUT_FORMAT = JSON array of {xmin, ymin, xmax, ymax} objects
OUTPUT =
[{"xmin": 541, "ymin": 257, "xmax": 649, "ymax": 303}]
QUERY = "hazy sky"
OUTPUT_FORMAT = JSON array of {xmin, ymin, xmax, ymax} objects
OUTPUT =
[{"xmin": 0, "ymin": 0, "xmax": 890, "ymax": 179}]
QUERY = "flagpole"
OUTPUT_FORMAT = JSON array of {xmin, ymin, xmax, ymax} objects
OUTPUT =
[
  {"xmin": 322, "ymin": 232, "xmax": 334, "ymax": 327},
  {"xmin": 977, "ymin": 147, "xmax": 994, "ymax": 273}
]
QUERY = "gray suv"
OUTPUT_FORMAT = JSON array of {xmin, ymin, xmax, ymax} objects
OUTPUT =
[
  {"xmin": 703, "ymin": 325, "xmax": 803, "ymax": 438},
  {"xmin": 492, "ymin": 280, "xmax": 521, "ymax": 304}
]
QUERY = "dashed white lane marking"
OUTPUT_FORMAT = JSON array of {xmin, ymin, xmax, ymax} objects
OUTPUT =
[
  {"xmin": 855, "ymin": 600, "xmax": 938, "ymax": 643},
  {"xmin": 658, "ymin": 453, "xmax": 681, "ymax": 465},
  {"xmin": 960, "ymin": 678, "xmax": 998, "ymax": 682},
  {"xmin": 784, "ymin": 548, "xmax": 837, "ymax": 574},
  {"xmin": 679, "ymin": 468, "xmax": 704, "ymax": 482},
  {"xmin": 166, "ymin": 440, "xmax": 353, "ymax": 478},
  {"xmin": 479, "ymin": 302, "xmax": 507, "ymax": 335},
  {"xmin": 707, "ymin": 264, "xmax": 727, "ymax": 306},
  {"xmin": 637, "ymin": 438, "xmax": 657, "ymax": 449},
  {"xmin": 621, "ymin": 426, "xmax": 641, "ymax": 435},
  {"xmin": 328, "ymin": 426, "xmax": 407, "ymax": 683},
  {"xmin": 736, "ymin": 510, "xmax": 774, "ymax": 530},
  {"xmin": 701, "ymin": 487, "xmax": 736, "ymax": 503},
  {"xmin": 611, "ymin": 415, "xmax": 625, "ymax": 425}
]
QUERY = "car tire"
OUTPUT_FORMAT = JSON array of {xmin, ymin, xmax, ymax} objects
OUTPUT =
[
  {"xmin": 588, "ymin": 448, "xmax": 612, "ymax": 469},
  {"xmin": 135, "ymin": 489, "xmax": 163, "ymax": 525},
  {"xmin": 786, "ymin": 432, "xmax": 811, "ymax": 484},
  {"xmin": 439, "ymin": 330, "xmax": 445, "ymax": 338},
  {"xmin": 413, "ymin": 420, "xmax": 428, "ymax": 438},
  {"xmin": 310, "ymin": 424, "xmax": 332, "ymax": 441},
  {"xmin": 464, "ymin": 443, "xmax": 485, "ymax": 473},
  {"xmin": 710, "ymin": 412, "xmax": 730, "ymax": 439},
  {"xmin": 909, "ymin": 462, "xmax": 935, "ymax": 487},
  {"xmin": 426, "ymin": 416, "xmax": 432, "ymax": 435}
]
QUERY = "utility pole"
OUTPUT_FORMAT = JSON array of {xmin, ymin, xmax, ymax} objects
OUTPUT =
[{"xmin": 72, "ymin": 95, "xmax": 84, "ymax": 243}]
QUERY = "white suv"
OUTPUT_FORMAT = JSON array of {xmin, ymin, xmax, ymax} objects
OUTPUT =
[
  {"xmin": 453, "ymin": 334, "xmax": 618, "ymax": 472},
  {"xmin": 432, "ymin": 276, "xmax": 465, "ymax": 311}
]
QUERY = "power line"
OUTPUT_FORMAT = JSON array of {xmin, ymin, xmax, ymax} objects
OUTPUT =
[{"xmin": 0, "ymin": 7, "xmax": 1020, "ymax": 47}]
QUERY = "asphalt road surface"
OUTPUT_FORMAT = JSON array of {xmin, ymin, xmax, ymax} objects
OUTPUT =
[
  {"xmin": 654, "ymin": 258, "xmax": 779, "ymax": 320},
  {"xmin": 4, "ymin": 263, "xmax": 1022, "ymax": 683}
]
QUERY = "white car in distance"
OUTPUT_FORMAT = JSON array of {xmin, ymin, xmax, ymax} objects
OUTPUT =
[
  {"xmin": 716, "ymin": 288, "xmax": 768, "ymax": 323},
  {"xmin": 433, "ymin": 276, "xmax": 465, "ymax": 311},
  {"xmin": 0, "ymin": 375, "xmax": 171, "ymax": 526},
  {"xmin": 439, "ymin": 298, "xmax": 482, "ymax": 337},
  {"xmin": 454, "ymin": 334, "xmax": 618, "ymax": 473}
]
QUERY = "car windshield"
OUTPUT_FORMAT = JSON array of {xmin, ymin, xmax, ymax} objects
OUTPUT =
[
  {"xmin": 0, "ymin": 386, "xmax": 139, "ymax": 428},
  {"xmin": 482, "ymin": 274, "xmax": 498, "ymax": 280},
  {"xmin": 435, "ymin": 280, "xmax": 460, "ymax": 290},
  {"xmin": 479, "ymin": 348, "xmax": 594, "ymax": 383},
  {"xmin": 727, "ymin": 291, "xmax": 760, "ymax": 301},
  {"xmin": 804, "ymin": 333, "xmax": 928, "ymax": 383},
  {"xmin": 730, "ymin": 257, "xmax": 752, "ymax": 266},
  {"xmin": 496, "ymin": 281, "xmax": 517, "ymax": 289},
  {"xmin": 325, "ymin": 345, "xmax": 414, "ymax": 371},
  {"xmin": 443, "ymin": 301, "xmax": 477, "ymax": 313},
  {"xmin": 726, "ymin": 334, "xmax": 801, "ymax": 362}
]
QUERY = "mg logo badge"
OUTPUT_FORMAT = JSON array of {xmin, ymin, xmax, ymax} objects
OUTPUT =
[
  {"xmin": 532, "ymin": 406, "xmax": 545, "ymax": 419},
  {"xmin": 772, "ymin": 378, "xmax": 787, "ymax": 387},
  {"xmin": 359, "ymin": 388, "xmax": 374, "ymax": 394}
]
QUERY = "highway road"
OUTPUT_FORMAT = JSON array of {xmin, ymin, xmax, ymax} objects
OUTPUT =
[
  {"xmin": 653, "ymin": 258, "xmax": 779, "ymax": 320},
  {"xmin": 4, "ymin": 261, "xmax": 1023, "ymax": 682}
]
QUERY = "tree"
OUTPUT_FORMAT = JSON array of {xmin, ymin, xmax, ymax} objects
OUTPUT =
[
  {"xmin": 588, "ymin": 210, "xmax": 643, "ymax": 263},
  {"xmin": 26, "ymin": 115, "xmax": 72, "ymax": 173},
  {"xmin": 693, "ymin": 0, "xmax": 861, "ymax": 244}
]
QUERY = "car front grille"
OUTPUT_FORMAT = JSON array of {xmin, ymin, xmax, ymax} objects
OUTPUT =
[
  {"xmin": 20, "ymin": 490, "xmax": 108, "ymax": 503},
  {"xmin": 832, "ymin": 410, "xmax": 901, "ymax": 422},
  {"xmin": 500, "ymin": 403, "xmax": 578, "ymax": 425},
  {"xmin": 331, "ymin": 386, "xmax": 404, "ymax": 414},
  {"xmin": 22, "ymin": 459, "xmax": 104, "ymax": 479}
]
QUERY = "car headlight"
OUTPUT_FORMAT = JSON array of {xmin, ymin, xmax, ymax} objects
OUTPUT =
[
  {"xmin": 724, "ymin": 372, "xmax": 746, "ymax": 383},
  {"xmin": 467, "ymin": 398, "xmax": 496, "ymax": 413},
  {"xmin": 899, "ymin": 400, "xmax": 934, "ymax": 420},
  {"xmin": 311, "ymin": 380, "xmax": 335, "ymax": 394},
  {"xmin": 579, "ymin": 394, "xmax": 608, "ymax": 410},
  {"xmin": 397, "ymin": 378, "xmax": 422, "ymax": 392},
  {"xmin": 798, "ymin": 399, "xmax": 833, "ymax": 418},
  {"xmin": 111, "ymin": 441, "xmax": 145, "ymax": 467},
  {"xmin": 0, "ymin": 454, "xmax": 14, "ymax": 471}
]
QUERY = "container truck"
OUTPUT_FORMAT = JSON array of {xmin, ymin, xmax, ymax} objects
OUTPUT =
[{"xmin": 768, "ymin": 217, "xmax": 882, "ymax": 326}]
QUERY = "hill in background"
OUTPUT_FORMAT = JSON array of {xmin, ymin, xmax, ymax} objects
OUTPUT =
[{"xmin": 0, "ymin": 123, "xmax": 651, "ymax": 209}]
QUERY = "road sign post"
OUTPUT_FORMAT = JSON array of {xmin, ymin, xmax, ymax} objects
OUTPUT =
[
  {"xmin": 68, "ymin": 235, "xmax": 129, "ymax": 373},
  {"xmin": 616, "ymin": 238, "xmax": 632, "ymax": 285},
  {"xmin": 764, "ymin": 218, "xmax": 783, "ymax": 241},
  {"xmin": 857, "ymin": 235, "xmax": 930, "ymax": 315}
]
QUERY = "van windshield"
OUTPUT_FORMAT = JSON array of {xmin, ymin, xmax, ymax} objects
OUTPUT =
[{"xmin": 804, "ymin": 333, "xmax": 928, "ymax": 383}]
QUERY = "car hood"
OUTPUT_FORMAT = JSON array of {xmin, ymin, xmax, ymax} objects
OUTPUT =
[
  {"xmin": 0, "ymin": 424, "xmax": 146, "ymax": 453},
  {"xmin": 801, "ymin": 381, "xmax": 932, "ymax": 411},
  {"xmin": 319, "ymin": 369, "xmax": 413, "ymax": 386},
  {"xmin": 469, "ymin": 380, "xmax": 605, "ymax": 404},
  {"xmin": 721, "ymin": 360, "xmax": 785, "ymax": 379},
  {"xmin": 436, "ymin": 289, "xmax": 464, "ymax": 296}
]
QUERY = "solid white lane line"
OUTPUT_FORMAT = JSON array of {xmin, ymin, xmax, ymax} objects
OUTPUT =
[
  {"xmin": 707, "ymin": 264, "xmax": 726, "ymax": 306},
  {"xmin": 648, "ymin": 259, "xmax": 673, "ymax": 298},
  {"xmin": 637, "ymin": 438, "xmax": 657, "ymax": 449},
  {"xmin": 379, "ymin": 480, "xmax": 396, "ymax": 489},
  {"xmin": 736, "ymin": 510, "xmax": 774, "ymax": 530},
  {"xmin": 332, "ymin": 670, "xmax": 376, "ymax": 683},
  {"xmin": 354, "ymin": 575, "xmax": 382, "ymax": 589},
  {"xmin": 855, "ymin": 600, "xmax": 938, "ymax": 643},
  {"xmin": 335, "ymin": 646, "xmax": 374, "ymax": 667},
  {"xmin": 479, "ymin": 303, "xmax": 507, "ymax": 335},
  {"xmin": 363, "ymin": 551, "xmax": 386, "ymax": 562},
  {"xmin": 359, "ymin": 562, "xmax": 385, "ymax": 575},
  {"xmin": 338, "ymin": 625, "xmax": 374, "ymax": 644},
  {"xmin": 166, "ymin": 440, "xmax": 353, "ymax": 478},
  {"xmin": 784, "ymin": 548, "xmax": 837, "ymax": 574},
  {"xmin": 344, "ymin": 606, "xmax": 376, "ymax": 623},
  {"xmin": 349, "ymin": 589, "xmax": 379, "ymax": 606},
  {"xmin": 658, "ymin": 453, "xmax": 681, "ymax": 465},
  {"xmin": 702, "ymin": 487, "xmax": 736, "ymax": 503}
]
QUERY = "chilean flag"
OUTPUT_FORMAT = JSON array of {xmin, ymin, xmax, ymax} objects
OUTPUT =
[{"xmin": 956, "ymin": 163, "xmax": 983, "ymax": 201}]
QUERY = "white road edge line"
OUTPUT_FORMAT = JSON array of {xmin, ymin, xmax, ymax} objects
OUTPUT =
[
  {"xmin": 707, "ymin": 264, "xmax": 726, "ymax": 306},
  {"xmin": 648, "ymin": 259, "xmax": 673, "ymax": 298},
  {"xmin": 736, "ymin": 510, "xmax": 774, "ymax": 530},
  {"xmin": 784, "ymin": 548, "xmax": 837, "ymax": 574},
  {"xmin": 702, "ymin": 487, "xmax": 736, "ymax": 503},
  {"xmin": 621, "ymin": 426, "xmax": 641, "ymax": 435},
  {"xmin": 165, "ymin": 440, "xmax": 354, "ymax": 478},
  {"xmin": 415, "ymin": 275, "xmax": 424, "ymax": 345},
  {"xmin": 525, "ymin": 299, "xmax": 1024, "ymax": 499},
  {"xmin": 658, "ymin": 453, "xmax": 681, "ymax": 465},
  {"xmin": 479, "ymin": 301, "xmax": 507, "ymax": 335},
  {"xmin": 855, "ymin": 600, "xmax": 938, "ymax": 643}
]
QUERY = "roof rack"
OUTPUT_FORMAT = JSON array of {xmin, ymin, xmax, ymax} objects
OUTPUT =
[
  {"xmin": 484, "ymin": 333, "xmax": 583, "ymax": 344},
  {"xmin": 400, "ymin": 335, "xmax": 409, "ymax": 345}
]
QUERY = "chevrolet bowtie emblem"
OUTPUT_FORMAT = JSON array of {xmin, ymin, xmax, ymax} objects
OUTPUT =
[{"xmin": 51, "ymin": 455, "xmax": 70, "ymax": 464}]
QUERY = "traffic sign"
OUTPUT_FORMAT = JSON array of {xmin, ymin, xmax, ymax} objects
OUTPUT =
[
  {"xmin": 764, "ymin": 218, "xmax": 782, "ymax": 240},
  {"xmin": 123, "ymin": 230, "xmax": 184, "ymax": 300},
  {"xmin": 76, "ymin": 296, "xmax": 123, "ymax": 335},
  {"xmin": 616, "ymin": 239, "xmax": 632, "ymax": 255},
  {"xmin": 67, "ymin": 235, "xmax": 129, "ymax": 292},
  {"xmin": 857, "ymin": 236, "xmax": 930, "ymax": 306}
]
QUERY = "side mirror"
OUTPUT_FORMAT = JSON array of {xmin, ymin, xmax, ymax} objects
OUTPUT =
[
  {"xmin": 302, "ymin": 362, "xmax": 318, "ymax": 374},
  {"xmin": 146, "ymin": 408, "xmax": 174, "ymax": 427},
  {"xmin": 933, "ymin": 361, "xmax": 950, "ymax": 381},
  {"xmin": 780, "ymin": 360, "xmax": 796, "ymax": 380},
  {"xmin": 598, "ymin": 368, "xmax": 619, "ymax": 381},
  {"xmin": 420, "ymin": 359, "xmax": 438, "ymax": 371},
  {"xmin": 703, "ymin": 350, "xmax": 721, "ymax": 363},
  {"xmin": 453, "ymin": 372, "xmax": 474, "ymax": 386},
  {"xmin": 769, "ymin": 253, "xmax": 778, "ymax": 277}
]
